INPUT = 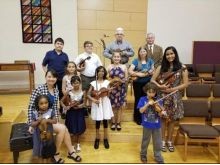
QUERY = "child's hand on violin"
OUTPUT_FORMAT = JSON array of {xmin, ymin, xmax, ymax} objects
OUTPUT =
[
  {"xmin": 159, "ymin": 83, "xmax": 170, "ymax": 90},
  {"xmin": 92, "ymin": 98, "xmax": 100, "ymax": 104},
  {"xmin": 162, "ymin": 87, "xmax": 174, "ymax": 93},
  {"xmin": 63, "ymin": 105, "xmax": 70, "ymax": 111},
  {"xmin": 161, "ymin": 110, "xmax": 167, "ymax": 116},
  {"xmin": 28, "ymin": 126, "xmax": 34, "ymax": 134},
  {"xmin": 148, "ymin": 99, "xmax": 155, "ymax": 105}
]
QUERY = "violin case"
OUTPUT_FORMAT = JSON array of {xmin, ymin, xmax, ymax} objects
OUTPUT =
[{"xmin": 9, "ymin": 123, "xmax": 33, "ymax": 163}]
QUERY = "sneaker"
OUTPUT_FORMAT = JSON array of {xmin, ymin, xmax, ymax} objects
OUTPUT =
[
  {"xmin": 156, "ymin": 160, "xmax": 164, "ymax": 164},
  {"xmin": 76, "ymin": 143, "xmax": 81, "ymax": 152},
  {"xmin": 103, "ymin": 139, "xmax": 109, "ymax": 149},
  {"xmin": 140, "ymin": 155, "xmax": 147, "ymax": 163}
]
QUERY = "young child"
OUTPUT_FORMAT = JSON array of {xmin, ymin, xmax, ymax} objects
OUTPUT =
[
  {"xmin": 31, "ymin": 95, "xmax": 57, "ymax": 162},
  {"xmin": 62, "ymin": 61, "xmax": 79, "ymax": 95},
  {"xmin": 60, "ymin": 75, "xmax": 86, "ymax": 152},
  {"xmin": 87, "ymin": 66, "xmax": 114, "ymax": 149},
  {"xmin": 62, "ymin": 61, "xmax": 79, "ymax": 115},
  {"xmin": 137, "ymin": 82, "xmax": 165, "ymax": 164},
  {"xmin": 107, "ymin": 51, "xmax": 128, "ymax": 131}
]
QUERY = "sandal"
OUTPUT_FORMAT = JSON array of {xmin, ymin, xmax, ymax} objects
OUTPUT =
[
  {"xmin": 161, "ymin": 141, "xmax": 167, "ymax": 152},
  {"xmin": 52, "ymin": 153, "xmax": 64, "ymax": 164},
  {"xmin": 67, "ymin": 151, "xmax": 82, "ymax": 162},
  {"xmin": 116, "ymin": 123, "xmax": 121, "ymax": 131},
  {"xmin": 111, "ymin": 123, "xmax": 116, "ymax": 131},
  {"xmin": 167, "ymin": 141, "xmax": 174, "ymax": 152}
]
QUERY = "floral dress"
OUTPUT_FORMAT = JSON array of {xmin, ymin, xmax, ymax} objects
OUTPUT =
[
  {"xmin": 159, "ymin": 69, "xmax": 184, "ymax": 121},
  {"xmin": 109, "ymin": 66, "xmax": 126, "ymax": 109}
]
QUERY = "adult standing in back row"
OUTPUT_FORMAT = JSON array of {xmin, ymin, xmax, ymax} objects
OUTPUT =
[
  {"xmin": 103, "ymin": 27, "xmax": 135, "ymax": 66},
  {"xmin": 144, "ymin": 33, "xmax": 163, "ymax": 69},
  {"xmin": 42, "ymin": 37, "xmax": 69, "ymax": 118}
]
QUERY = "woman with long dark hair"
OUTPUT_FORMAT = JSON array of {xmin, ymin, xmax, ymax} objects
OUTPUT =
[{"xmin": 151, "ymin": 46, "xmax": 188, "ymax": 152}]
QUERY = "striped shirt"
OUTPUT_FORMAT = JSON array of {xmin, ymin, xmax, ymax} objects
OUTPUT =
[{"xmin": 27, "ymin": 84, "xmax": 59, "ymax": 125}]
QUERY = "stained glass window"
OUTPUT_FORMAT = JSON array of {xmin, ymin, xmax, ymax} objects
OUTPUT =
[{"xmin": 20, "ymin": 0, "xmax": 52, "ymax": 43}]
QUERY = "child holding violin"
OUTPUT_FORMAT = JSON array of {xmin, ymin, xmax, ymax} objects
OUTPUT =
[
  {"xmin": 138, "ymin": 82, "xmax": 165, "ymax": 164},
  {"xmin": 87, "ymin": 66, "xmax": 114, "ymax": 149},
  {"xmin": 60, "ymin": 75, "xmax": 86, "ymax": 152},
  {"xmin": 107, "ymin": 51, "xmax": 128, "ymax": 131},
  {"xmin": 31, "ymin": 95, "xmax": 57, "ymax": 162},
  {"xmin": 151, "ymin": 46, "xmax": 189, "ymax": 152}
]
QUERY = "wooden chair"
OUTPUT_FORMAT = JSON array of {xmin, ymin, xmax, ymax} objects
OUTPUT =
[
  {"xmin": 185, "ymin": 64, "xmax": 201, "ymax": 84},
  {"xmin": 215, "ymin": 64, "xmax": 220, "ymax": 73},
  {"xmin": 210, "ymin": 100, "xmax": 220, "ymax": 163},
  {"xmin": 186, "ymin": 84, "xmax": 211, "ymax": 99},
  {"xmin": 212, "ymin": 84, "xmax": 220, "ymax": 99},
  {"xmin": 215, "ymin": 72, "xmax": 220, "ymax": 84},
  {"xmin": 175, "ymin": 100, "xmax": 220, "ymax": 162},
  {"xmin": 195, "ymin": 64, "xmax": 215, "ymax": 84}
]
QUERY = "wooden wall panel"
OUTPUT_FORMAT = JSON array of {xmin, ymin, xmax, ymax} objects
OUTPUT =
[
  {"xmin": 97, "ymin": 11, "xmax": 130, "ymax": 30},
  {"xmin": 130, "ymin": 13, "xmax": 146, "ymax": 30},
  {"xmin": 78, "ymin": 0, "xmax": 113, "ymax": 11},
  {"xmin": 77, "ymin": 0, "xmax": 148, "ymax": 66},
  {"xmin": 78, "ymin": 10, "xmax": 97, "ymax": 29},
  {"xmin": 114, "ymin": 0, "xmax": 147, "ymax": 13}
]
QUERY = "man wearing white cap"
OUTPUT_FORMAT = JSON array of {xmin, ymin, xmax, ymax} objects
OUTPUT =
[{"xmin": 103, "ymin": 27, "xmax": 134, "ymax": 65}]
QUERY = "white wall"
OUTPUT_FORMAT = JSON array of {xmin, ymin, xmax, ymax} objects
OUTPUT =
[
  {"xmin": 0, "ymin": 0, "xmax": 78, "ymax": 89},
  {"xmin": 147, "ymin": 0, "xmax": 220, "ymax": 64}
]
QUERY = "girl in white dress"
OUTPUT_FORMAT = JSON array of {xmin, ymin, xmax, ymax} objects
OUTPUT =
[{"xmin": 87, "ymin": 66, "xmax": 113, "ymax": 149}]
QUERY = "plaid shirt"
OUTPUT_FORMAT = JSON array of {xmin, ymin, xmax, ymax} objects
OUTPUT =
[{"xmin": 27, "ymin": 83, "xmax": 59, "ymax": 125}]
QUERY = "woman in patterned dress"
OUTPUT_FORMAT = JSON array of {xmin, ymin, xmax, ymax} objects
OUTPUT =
[
  {"xmin": 107, "ymin": 51, "xmax": 128, "ymax": 131},
  {"xmin": 151, "ymin": 46, "xmax": 188, "ymax": 152}
]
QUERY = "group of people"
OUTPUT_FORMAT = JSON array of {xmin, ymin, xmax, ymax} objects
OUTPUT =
[{"xmin": 27, "ymin": 27, "xmax": 189, "ymax": 163}]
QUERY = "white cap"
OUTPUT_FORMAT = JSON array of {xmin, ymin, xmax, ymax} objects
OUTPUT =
[{"xmin": 115, "ymin": 27, "xmax": 124, "ymax": 34}]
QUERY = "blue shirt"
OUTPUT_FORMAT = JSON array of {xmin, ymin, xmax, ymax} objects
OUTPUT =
[
  {"xmin": 137, "ymin": 96, "xmax": 162, "ymax": 129},
  {"xmin": 103, "ymin": 40, "xmax": 135, "ymax": 59},
  {"xmin": 42, "ymin": 50, "xmax": 69, "ymax": 80},
  {"xmin": 132, "ymin": 58, "xmax": 154, "ymax": 83}
]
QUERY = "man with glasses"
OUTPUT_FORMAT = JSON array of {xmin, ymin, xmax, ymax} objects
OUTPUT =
[
  {"xmin": 75, "ymin": 41, "xmax": 102, "ymax": 115},
  {"xmin": 103, "ymin": 27, "xmax": 134, "ymax": 65}
]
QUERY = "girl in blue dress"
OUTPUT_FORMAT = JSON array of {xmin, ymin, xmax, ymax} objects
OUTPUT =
[
  {"xmin": 60, "ymin": 75, "xmax": 86, "ymax": 152},
  {"xmin": 31, "ymin": 95, "xmax": 57, "ymax": 162}
]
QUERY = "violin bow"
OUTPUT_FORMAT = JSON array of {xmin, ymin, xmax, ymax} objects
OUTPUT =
[{"xmin": 154, "ymin": 90, "xmax": 178, "ymax": 104}]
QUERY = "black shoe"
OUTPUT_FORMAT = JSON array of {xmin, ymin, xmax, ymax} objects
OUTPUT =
[
  {"xmin": 94, "ymin": 139, "xmax": 99, "ymax": 149},
  {"xmin": 103, "ymin": 139, "xmax": 109, "ymax": 149},
  {"xmin": 135, "ymin": 120, "xmax": 141, "ymax": 125}
]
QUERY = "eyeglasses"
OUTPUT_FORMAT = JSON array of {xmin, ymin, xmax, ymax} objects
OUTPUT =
[{"xmin": 116, "ymin": 33, "xmax": 123, "ymax": 36}]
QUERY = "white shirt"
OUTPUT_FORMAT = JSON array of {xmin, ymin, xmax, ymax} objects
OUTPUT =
[{"xmin": 75, "ymin": 52, "xmax": 102, "ymax": 77}]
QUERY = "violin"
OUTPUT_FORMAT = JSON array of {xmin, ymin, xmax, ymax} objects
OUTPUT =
[
  {"xmin": 38, "ymin": 118, "xmax": 52, "ymax": 141},
  {"xmin": 91, "ymin": 87, "xmax": 109, "ymax": 100},
  {"xmin": 78, "ymin": 56, "xmax": 91, "ymax": 68},
  {"xmin": 70, "ymin": 100, "xmax": 81, "ymax": 108},
  {"xmin": 156, "ymin": 67, "xmax": 186, "ymax": 85},
  {"xmin": 148, "ymin": 98, "xmax": 164, "ymax": 117},
  {"xmin": 109, "ymin": 77, "xmax": 122, "ymax": 88}
]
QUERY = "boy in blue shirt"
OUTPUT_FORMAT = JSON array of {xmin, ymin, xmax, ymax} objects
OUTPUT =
[{"xmin": 137, "ymin": 82, "xmax": 165, "ymax": 163}]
